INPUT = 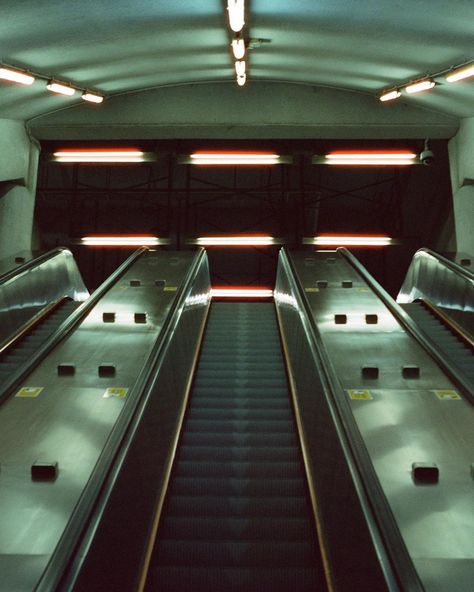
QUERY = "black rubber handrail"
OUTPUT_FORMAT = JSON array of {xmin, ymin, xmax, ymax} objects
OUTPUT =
[
  {"xmin": 340, "ymin": 247, "xmax": 474, "ymax": 405},
  {"xmin": 36, "ymin": 249, "xmax": 209, "ymax": 592},
  {"xmin": 415, "ymin": 247, "xmax": 474, "ymax": 281},
  {"xmin": 0, "ymin": 247, "xmax": 148, "ymax": 406},
  {"xmin": 280, "ymin": 248, "xmax": 424, "ymax": 592},
  {"xmin": 0, "ymin": 247, "xmax": 69, "ymax": 285}
]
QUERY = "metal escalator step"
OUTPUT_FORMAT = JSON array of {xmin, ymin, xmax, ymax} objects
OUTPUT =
[
  {"xmin": 184, "ymin": 419, "xmax": 295, "ymax": 434},
  {"xmin": 181, "ymin": 432, "xmax": 298, "ymax": 447},
  {"xmin": 170, "ymin": 476, "xmax": 307, "ymax": 497},
  {"xmin": 177, "ymin": 445, "xmax": 300, "ymax": 463},
  {"xmin": 187, "ymin": 397, "xmax": 291, "ymax": 410},
  {"xmin": 173, "ymin": 460, "xmax": 305, "ymax": 480},
  {"xmin": 186, "ymin": 408, "xmax": 292, "ymax": 421}
]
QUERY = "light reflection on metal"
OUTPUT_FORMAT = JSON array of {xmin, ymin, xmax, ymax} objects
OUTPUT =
[
  {"xmin": 446, "ymin": 63, "xmax": 474, "ymax": 83},
  {"xmin": 305, "ymin": 236, "xmax": 394, "ymax": 247},
  {"xmin": 46, "ymin": 81, "xmax": 76, "ymax": 96},
  {"xmin": 405, "ymin": 79, "xmax": 436, "ymax": 94},
  {"xmin": 211, "ymin": 288, "xmax": 273, "ymax": 298},
  {"xmin": 0, "ymin": 66, "xmax": 35, "ymax": 85},
  {"xmin": 273, "ymin": 290, "xmax": 298, "ymax": 310},
  {"xmin": 185, "ymin": 292, "xmax": 211, "ymax": 308},
  {"xmin": 227, "ymin": 0, "xmax": 245, "ymax": 33}
]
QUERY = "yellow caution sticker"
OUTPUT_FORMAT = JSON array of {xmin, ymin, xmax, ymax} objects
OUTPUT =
[
  {"xmin": 347, "ymin": 389, "xmax": 373, "ymax": 400},
  {"xmin": 15, "ymin": 386, "xmax": 44, "ymax": 398},
  {"xmin": 103, "ymin": 387, "xmax": 128, "ymax": 399},
  {"xmin": 433, "ymin": 389, "xmax": 461, "ymax": 401},
  {"xmin": 164, "ymin": 286, "xmax": 177, "ymax": 292},
  {"xmin": 356, "ymin": 288, "xmax": 370, "ymax": 293},
  {"xmin": 305, "ymin": 287, "xmax": 319, "ymax": 293}
]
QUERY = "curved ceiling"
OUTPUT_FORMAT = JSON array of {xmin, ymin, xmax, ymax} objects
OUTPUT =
[{"xmin": 1, "ymin": 1, "xmax": 473, "ymax": 129}]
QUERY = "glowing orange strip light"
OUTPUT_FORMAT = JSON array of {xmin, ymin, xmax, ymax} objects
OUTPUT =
[
  {"xmin": 211, "ymin": 287, "xmax": 273, "ymax": 298},
  {"xmin": 194, "ymin": 236, "xmax": 279, "ymax": 246},
  {"xmin": 79, "ymin": 236, "xmax": 162, "ymax": 246},
  {"xmin": 307, "ymin": 235, "xmax": 393, "ymax": 247}
]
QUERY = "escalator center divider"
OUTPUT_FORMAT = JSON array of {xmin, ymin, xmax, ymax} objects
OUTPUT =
[{"xmin": 145, "ymin": 302, "xmax": 327, "ymax": 592}]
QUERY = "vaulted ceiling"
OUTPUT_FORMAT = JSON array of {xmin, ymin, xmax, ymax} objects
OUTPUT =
[{"xmin": 1, "ymin": 1, "xmax": 473, "ymax": 138}]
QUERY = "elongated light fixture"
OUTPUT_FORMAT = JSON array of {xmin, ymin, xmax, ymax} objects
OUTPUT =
[
  {"xmin": 314, "ymin": 150, "xmax": 418, "ymax": 166},
  {"xmin": 227, "ymin": 0, "xmax": 245, "ymax": 33},
  {"xmin": 79, "ymin": 236, "xmax": 162, "ymax": 246},
  {"xmin": 53, "ymin": 149, "xmax": 150, "ymax": 163},
  {"xmin": 47, "ymin": 81, "xmax": 76, "ymax": 96},
  {"xmin": 187, "ymin": 151, "xmax": 286, "ymax": 165},
  {"xmin": 446, "ymin": 63, "xmax": 474, "ymax": 83},
  {"xmin": 306, "ymin": 236, "xmax": 394, "ymax": 247},
  {"xmin": 379, "ymin": 89, "xmax": 401, "ymax": 102},
  {"xmin": 193, "ymin": 236, "xmax": 280, "ymax": 246},
  {"xmin": 231, "ymin": 38, "xmax": 246, "ymax": 60},
  {"xmin": 82, "ymin": 91, "xmax": 104, "ymax": 104},
  {"xmin": 211, "ymin": 287, "xmax": 273, "ymax": 298},
  {"xmin": 0, "ymin": 66, "xmax": 35, "ymax": 85},
  {"xmin": 405, "ymin": 79, "xmax": 435, "ymax": 94}
]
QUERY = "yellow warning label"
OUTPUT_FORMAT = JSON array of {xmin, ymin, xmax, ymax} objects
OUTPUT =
[
  {"xmin": 305, "ymin": 287, "xmax": 319, "ymax": 292},
  {"xmin": 164, "ymin": 286, "xmax": 177, "ymax": 292},
  {"xmin": 433, "ymin": 389, "xmax": 461, "ymax": 401},
  {"xmin": 347, "ymin": 389, "xmax": 373, "ymax": 400},
  {"xmin": 356, "ymin": 288, "xmax": 370, "ymax": 293},
  {"xmin": 103, "ymin": 387, "xmax": 128, "ymax": 399},
  {"xmin": 15, "ymin": 386, "xmax": 44, "ymax": 398}
]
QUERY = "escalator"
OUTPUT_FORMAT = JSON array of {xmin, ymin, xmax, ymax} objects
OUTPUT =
[
  {"xmin": 145, "ymin": 302, "xmax": 327, "ymax": 592},
  {"xmin": 401, "ymin": 301, "xmax": 474, "ymax": 384},
  {"xmin": 0, "ymin": 298, "xmax": 80, "ymax": 386}
]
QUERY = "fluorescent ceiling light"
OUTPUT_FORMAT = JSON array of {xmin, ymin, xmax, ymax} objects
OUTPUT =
[
  {"xmin": 405, "ymin": 79, "xmax": 435, "ymax": 94},
  {"xmin": 379, "ymin": 89, "xmax": 401, "ymax": 102},
  {"xmin": 188, "ymin": 152, "xmax": 284, "ymax": 165},
  {"xmin": 193, "ymin": 236, "xmax": 280, "ymax": 246},
  {"xmin": 231, "ymin": 38, "xmax": 246, "ymax": 60},
  {"xmin": 79, "ymin": 236, "xmax": 162, "ymax": 246},
  {"xmin": 314, "ymin": 151, "xmax": 418, "ymax": 166},
  {"xmin": 47, "ymin": 81, "xmax": 76, "ymax": 96},
  {"xmin": 307, "ymin": 236, "xmax": 394, "ymax": 247},
  {"xmin": 0, "ymin": 66, "xmax": 35, "ymax": 85},
  {"xmin": 211, "ymin": 288, "xmax": 273, "ymax": 298},
  {"xmin": 82, "ymin": 91, "xmax": 104, "ymax": 104},
  {"xmin": 227, "ymin": 0, "xmax": 245, "ymax": 33},
  {"xmin": 446, "ymin": 63, "xmax": 474, "ymax": 83},
  {"xmin": 53, "ymin": 149, "xmax": 149, "ymax": 163}
]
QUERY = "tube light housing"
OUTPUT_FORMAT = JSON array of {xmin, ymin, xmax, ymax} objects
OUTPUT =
[
  {"xmin": 313, "ymin": 151, "xmax": 418, "ymax": 166},
  {"xmin": 379, "ymin": 89, "xmax": 401, "ymax": 102},
  {"xmin": 192, "ymin": 236, "xmax": 281, "ymax": 246},
  {"xmin": 231, "ymin": 38, "xmax": 246, "ymax": 60},
  {"xmin": 78, "ymin": 236, "xmax": 163, "ymax": 246},
  {"xmin": 82, "ymin": 91, "xmax": 104, "ymax": 104},
  {"xmin": 305, "ymin": 236, "xmax": 394, "ymax": 247},
  {"xmin": 405, "ymin": 79, "xmax": 436, "ymax": 94},
  {"xmin": 184, "ymin": 152, "xmax": 290, "ymax": 165},
  {"xmin": 446, "ymin": 63, "xmax": 474, "ymax": 83},
  {"xmin": 227, "ymin": 0, "xmax": 245, "ymax": 33},
  {"xmin": 0, "ymin": 66, "xmax": 35, "ymax": 85},
  {"xmin": 52, "ymin": 149, "xmax": 153, "ymax": 163},
  {"xmin": 47, "ymin": 81, "xmax": 76, "ymax": 96},
  {"xmin": 211, "ymin": 287, "xmax": 273, "ymax": 298}
]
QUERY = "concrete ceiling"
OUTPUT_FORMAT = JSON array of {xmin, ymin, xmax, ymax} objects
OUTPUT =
[{"xmin": 1, "ymin": 1, "xmax": 473, "ymax": 138}]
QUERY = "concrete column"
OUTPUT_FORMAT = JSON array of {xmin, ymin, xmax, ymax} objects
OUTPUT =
[
  {"xmin": 0, "ymin": 120, "xmax": 40, "ymax": 259},
  {"xmin": 448, "ymin": 117, "xmax": 474, "ymax": 255}
]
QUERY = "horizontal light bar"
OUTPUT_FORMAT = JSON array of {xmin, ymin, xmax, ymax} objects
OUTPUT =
[
  {"xmin": 79, "ymin": 236, "xmax": 163, "ymax": 246},
  {"xmin": 211, "ymin": 288, "xmax": 273, "ymax": 298},
  {"xmin": 192, "ymin": 236, "xmax": 281, "ymax": 246},
  {"xmin": 53, "ymin": 149, "xmax": 152, "ymax": 163},
  {"xmin": 0, "ymin": 66, "xmax": 35, "ymax": 85},
  {"xmin": 231, "ymin": 38, "xmax": 246, "ymax": 60},
  {"xmin": 313, "ymin": 151, "xmax": 418, "ymax": 166},
  {"xmin": 379, "ymin": 89, "xmax": 401, "ymax": 102},
  {"xmin": 185, "ymin": 152, "xmax": 289, "ymax": 165},
  {"xmin": 305, "ymin": 236, "xmax": 394, "ymax": 247},
  {"xmin": 405, "ymin": 79, "xmax": 436, "ymax": 94},
  {"xmin": 446, "ymin": 63, "xmax": 474, "ymax": 83},
  {"xmin": 82, "ymin": 91, "xmax": 104, "ymax": 104},
  {"xmin": 47, "ymin": 81, "xmax": 76, "ymax": 96},
  {"xmin": 227, "ymin": 0, "xmax": 245, "ymax": 33}
]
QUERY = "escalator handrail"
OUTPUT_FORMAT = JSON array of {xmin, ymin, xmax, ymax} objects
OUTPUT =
[
  {"xmin": 339, "ymin": 247, "xmax": 474, "ymax": 404},
  {"xmin": 279, "ymin": 247, "xmax": 424, "ymax": 592},
  {"xmin": 0, "ymin": 247, "xmax": 71, "ymax": 285},
  {"xmin": 0, "ymin": 247, "xmax": 148, "ymax": 406},
  {"xmin": 414, "ymin": 247, "xmax": 474, "ymax": 282},
  {"xmin": 35, "ymin": 248, "xmax": 209, "ymax": 592}
]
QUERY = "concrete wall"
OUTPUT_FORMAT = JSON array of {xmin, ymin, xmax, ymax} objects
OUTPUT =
[
  {"xmin": 0, "ymin": 119, "xmax": 39, "ymax": 259},
  {"xmin": 448, "ymin": 117, "xmax": 474, "ymax": 255}
]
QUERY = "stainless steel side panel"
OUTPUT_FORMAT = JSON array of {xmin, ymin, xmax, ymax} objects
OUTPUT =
[
  {"xmin": 290, "ymin": 250, "xmax": 474, "ymax": 592},
  {"xmin": 0, "ymin": 248, "xmax": 89, "ymax": 347},
  {"xmin": 0, "ymin": 250, "xmax": 199, "ymax": 591}
]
